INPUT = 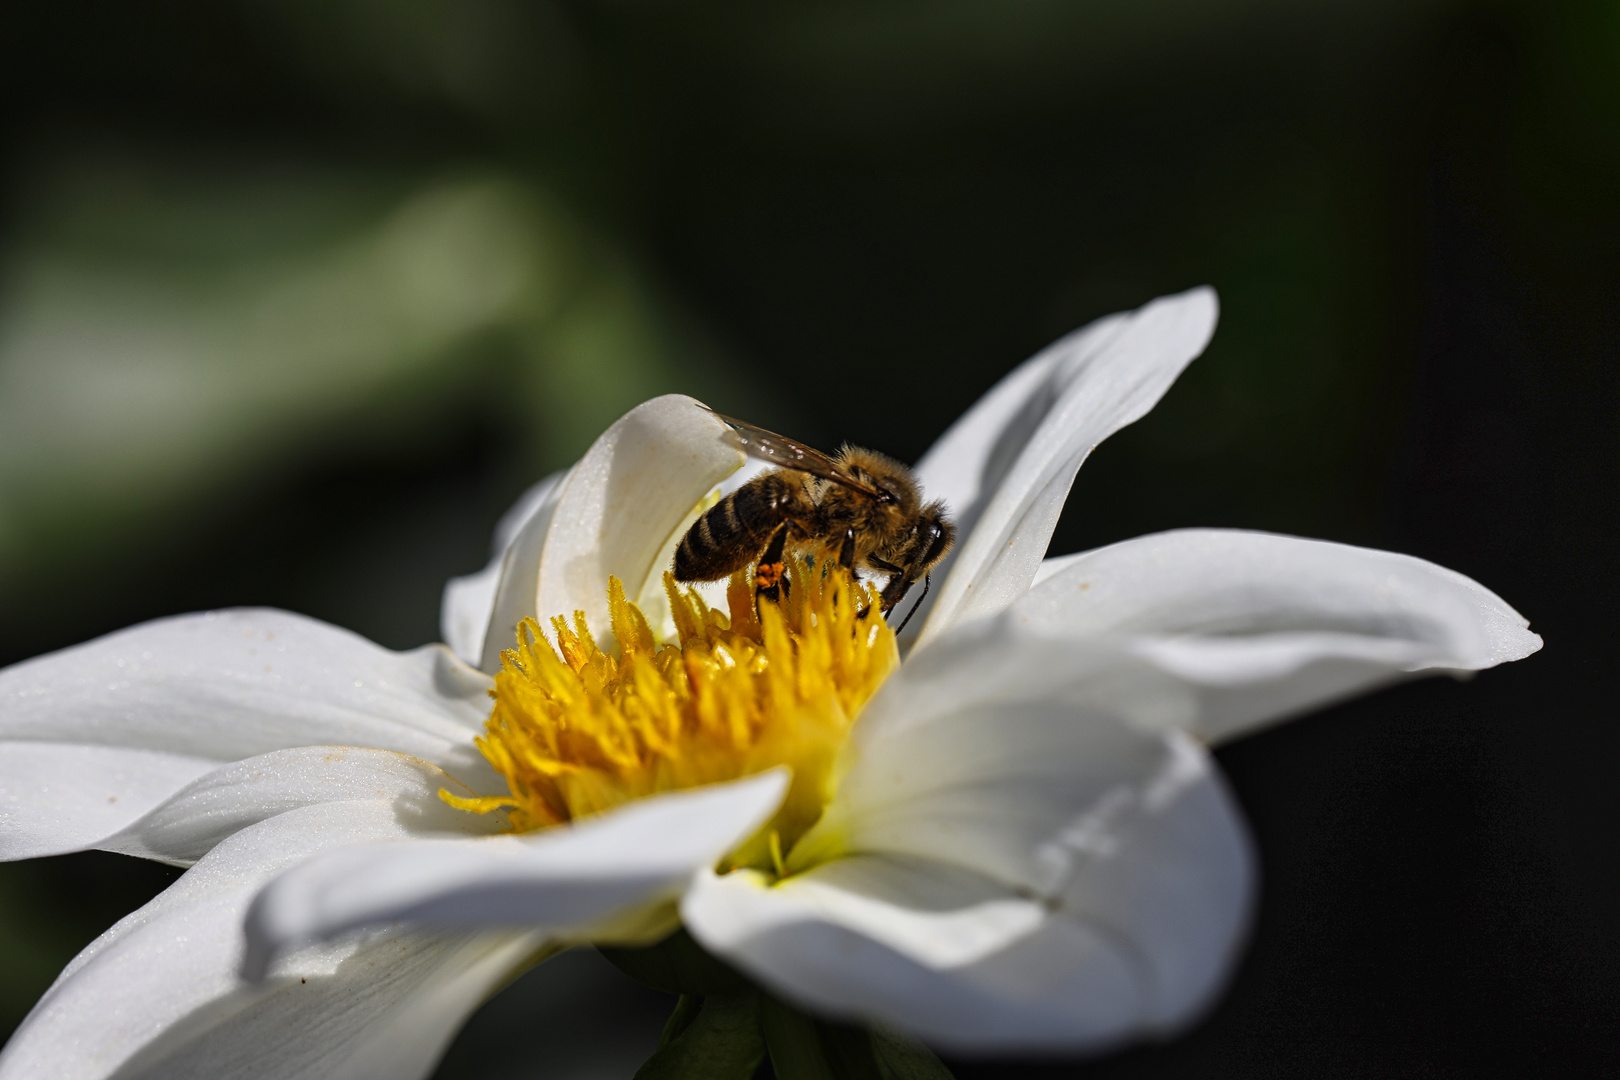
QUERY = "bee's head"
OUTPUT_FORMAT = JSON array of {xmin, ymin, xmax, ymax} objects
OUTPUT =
[{"xmin": 913, "ymin": 500, "xmax": 956, "ymax": 571}]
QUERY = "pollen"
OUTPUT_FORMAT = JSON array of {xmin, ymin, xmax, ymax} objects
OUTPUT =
[{"xmin": 442, "ymin": 561, "xmax": 897, "ymax": 870}]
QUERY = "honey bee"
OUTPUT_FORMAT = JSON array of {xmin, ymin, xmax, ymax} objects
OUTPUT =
[{"xmin": 674, "ymin": 410, "xmax": 956, "ymax": 631}]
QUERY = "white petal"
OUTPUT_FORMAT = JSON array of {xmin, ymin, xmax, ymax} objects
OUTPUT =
[
  {"xmin": 0, "ymin": 800, "xmax": 539, "ymax": 1080},
  {"xmin": 688, "ymin": 856, "xmax": 1044, "ymax": 977},
  {"xmin": 0, "ymin": 609, "xmax": 500, "ymax": 857},
  {"xmin": 683, "ymin": 859, "xmax": 1067, "ymax": 1047},
  {"xmin": 1031, "ymin": 550, "xmax": 1086, "ymax": 589},
  {"xmin": 241, "ymin": 770, "xmax": 790, "ymax": 981},
  {"xmin": 107, "ymin": 931, "xmax": 547, "ymax": 1080},
  {"xmin": 912, "ymin": 288, "xmax": 1218, "ymax": 647},
  {"xmin": 912, "ymin": 314, "xmax": 1125, "ymax": 537},
  {"xmin": 491, "ymin": 472, "xmax": 571, "ymax": 557},
  {"xmin": 798, "ymin": 625, "xmax": 1228, "ymax": 897},
  {"xmin": 748, "ymin": 628, "xmax": 1252, "ymax": 1049},
  {"xmin": 100, "ymin": 746, "xmax": 501, "ymax": 866},
  {"xmin": 0, "ymin": 609, "xmax": 493, "ymax": 760},
  {"xmin": 0, "ymin": 742, "xmax": 215, "ymax": 860},
  {"xmin": 1009, "ymin": 528, "xmax": 1544, "ymax": 743},
  {"xmin": 441, "ymin": 561, "xmax": 503, "ymax": 669},
  {"xmin": 459, "ymin": 472, "xmax": 571, "ymax": 673},
  {"xmin": 686, "ymin": 825, "xmax": 1249, "ymax": 1054},
  {"xmin": 534, "ymin": 395, "xmax": 743, "ymax": 651}
]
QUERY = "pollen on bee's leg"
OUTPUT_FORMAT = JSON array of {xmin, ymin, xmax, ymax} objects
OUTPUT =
[
  {"xmin": 753, "ymin": 522, "xmax": 792, "ymax": 608},
  {"xmin": 755, "ymin": 564, "xmax": 788, "ymax": 615}
]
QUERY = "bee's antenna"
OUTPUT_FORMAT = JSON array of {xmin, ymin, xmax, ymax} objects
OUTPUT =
[{"xmin": 893, "ymin": 572, "xmax": 931, "ymax": 635}]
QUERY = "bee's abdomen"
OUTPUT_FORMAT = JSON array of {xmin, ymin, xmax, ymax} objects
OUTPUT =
[{"xmin": 673, "ymin": 474, "xmax": 797, "ymax": 582}]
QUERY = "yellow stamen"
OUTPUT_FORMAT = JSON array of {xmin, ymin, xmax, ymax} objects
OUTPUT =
[{"xmin": 442, "ymin": 560, "xmax": 897, "ymax": 870}]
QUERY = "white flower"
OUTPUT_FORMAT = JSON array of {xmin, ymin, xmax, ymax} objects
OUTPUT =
[{"xmin": 0, "ymin": 288, "xmax": 1540, "ymax": 1078}]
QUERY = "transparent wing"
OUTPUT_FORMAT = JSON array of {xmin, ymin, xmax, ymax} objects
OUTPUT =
[{"xmin": 707, "ymin": 409, "xmax": 886, "ymax": 499}]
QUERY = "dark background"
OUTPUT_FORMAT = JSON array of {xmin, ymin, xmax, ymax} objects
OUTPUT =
[{"xmin": 0, "ymin": 1, "xmax": 1614, "ymax": 1076}]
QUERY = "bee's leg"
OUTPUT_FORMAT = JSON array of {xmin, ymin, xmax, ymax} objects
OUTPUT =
[
  {"xmin": 754, "ymin": 522, "xmax": 791, "ymax": 608},
  {"xmin": 893, "ymin": 572, "xmax": 932, "ymax": 634},
  {"xmin": 859, "ymin": 556, "xmax": 903, "ymax": 619},
  {"xmin": 877, "ymin": 569, "xmax": 911, "ymax": 616},
  {"xmin": 837, "ymin": 528, "xmax": 858, "ymax": 574}
]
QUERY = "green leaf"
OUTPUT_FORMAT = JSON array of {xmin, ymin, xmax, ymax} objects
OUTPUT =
[
  {"xmin": 761, "ymin": 996, "xmax": 837, "ymax": 1080},
  {"xmin": 760, "ymin": 996, "xmax": 948, "ymax": 1080},
  {"xmin": 599, "ymin": 928, "xmax": 751, "ymax": 996},
  {"xmin": 868, "ymin": 1027, "xmax": 956, "ymax": 1080},
  {"xmin": 633, "ymin": 993, "xmax": 766, "ymax": 1080},
  {"xmin": 658, "ymin": 994, "xmax": 703, "ymax": 1048},
  {"xmin": 815, "ymin": 1021, "xmax": 886, "ymax": 1080}
]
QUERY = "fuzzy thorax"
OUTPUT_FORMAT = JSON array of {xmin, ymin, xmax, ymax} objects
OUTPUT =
[{"xmin": 443, "ymin": 562, "xmax": 897, "ymax": 871}]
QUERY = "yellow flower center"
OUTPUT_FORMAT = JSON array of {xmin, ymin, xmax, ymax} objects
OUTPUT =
[{"xmin": 443, "ymin": 561, "xmax": 897, "ymax": 871}]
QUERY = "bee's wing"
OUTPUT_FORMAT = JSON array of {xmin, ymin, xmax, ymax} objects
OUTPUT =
[{"xmin": 707, "ymin": 410, "xmax": 885, "ymax": 499}]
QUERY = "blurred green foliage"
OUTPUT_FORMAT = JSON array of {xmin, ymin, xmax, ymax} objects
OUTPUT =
[
  {"xmin": 0, "ymin": 0, "xmax": 1616, "ymax": 1073},
  {"xmin": 0, "ymin": 158, "xmax": 721, "ymax": 586}
]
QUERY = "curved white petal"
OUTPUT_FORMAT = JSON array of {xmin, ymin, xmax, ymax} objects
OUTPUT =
[
  {"xmin": 441, "ymin": 561, "xmax": 504, "ymax": 669},
  {"xmin": 242, "ymin": 770, "xmax": 790, "ymax": 981},
  {"xmin": 912, "ymin": 313, "xmax": 1125, "ymax": 538},
  {"xmin": 0, "ymin": 800, "xmax": 539, "ymax": 1080},
  {"xmin": 444, "ymin": 470, "xmax": 569, "ymax": 667},
  {"xmin": 105, "ymin": 931, "xmax": 546, "ymax": 1080},
  {"xmin": 1010, "ymin": 529, "xmax": 1544, "ymax": 743},
  {"xmin": 0, "ymin": 743, "xmax": 215, "ymax": 860},
  {"xmin": 492, "ymin": 472, "xmax": 572, "ymax": 556},
  {"xmin": 472, "ymin": 472, "xmax": 570, "ymax": 673},
  {"xmin": 0, "ymin": 609, "xmax": 500, "ymax": 858},
  {"xmin": 0, "ymin": 608, "xmax": 493, "ymax": 760},
  {"xmin": 1031, "ymin": 550, "xmax": 1087, "ymax": 589},
  {"xmin": 912, "ymin": 288, "xmax": 1218, "ymax": 647},
  {"xmin": 796, "ymin": 624, "xmax": 1232, "ymax": 898},
  {"xmin": 687, "ymin": 802, "xmax": 1250, "ymax": 1054},
  {"xmin": 100, "ymin": 746, "xmax": 501, "ymax": 866},
  {"xmin": 740, "ymin": 628, "xmax": 1252, "ymax": 1050},
  {"xmin": 534, "ymin": 395, "xmax": 743, "ymax": 651}
]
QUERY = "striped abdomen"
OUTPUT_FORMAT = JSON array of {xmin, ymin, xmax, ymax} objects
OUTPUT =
[{"xmin": 673, "ymin": 471, "xmax": 806, "ymax": 582}]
